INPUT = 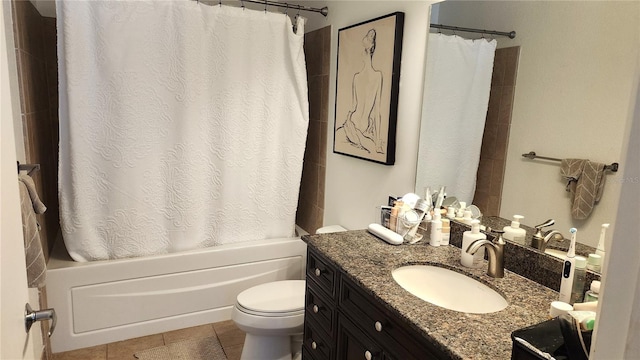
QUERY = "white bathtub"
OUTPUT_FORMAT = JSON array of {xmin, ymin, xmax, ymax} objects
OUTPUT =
[{"xmin": 46, "ymin": 228, "xmax": 308, "ymax": 353}]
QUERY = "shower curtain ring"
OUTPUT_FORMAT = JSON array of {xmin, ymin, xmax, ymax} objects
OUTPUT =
[
  {"xmin": 219, "ymin": 0, "xmax": 221, "ymax": 7},
  {"xmin": 264, "ymin": 1, "xmax": 267, "ymax": 13},
  {"xmin": 241, "ymin": 0, "xmax": 244, "ymax": 10},
  {"xmin": 285, "ymin": 3, "xmax": 288, "ymax": 15}
]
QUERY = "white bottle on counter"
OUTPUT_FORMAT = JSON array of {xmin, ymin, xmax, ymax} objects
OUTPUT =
[
  {"xmin": 441, "ymin": 219, "xmax": 450, "ymax": 246},
  {"xmin": 429, "ymin": 212, "xmax": 443, "ymax": 247},
  {"xmin": 461, "ymin": 220, "xmax": 486, "ymax": 268},
  {"xmin": 503, "ymin": 215, "xmax": 526, "ymax": 244}
]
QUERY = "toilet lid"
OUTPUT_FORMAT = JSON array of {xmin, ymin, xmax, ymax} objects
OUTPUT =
[{"xmin": 236, "ymin": 280, "xmax": 305, "ymax": 315}]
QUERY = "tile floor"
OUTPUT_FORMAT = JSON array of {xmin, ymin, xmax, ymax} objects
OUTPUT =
[{"xmin": 51, "ymin": 320, "xmax": 245, "ymax": 360}]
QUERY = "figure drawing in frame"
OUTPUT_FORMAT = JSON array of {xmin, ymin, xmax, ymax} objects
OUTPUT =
[
  {"xmin": 337, "ymin": 28, "xmax": 384, "ymax": 154},
  {"xmin": 334, "ymin": 12, "xmax": 404, "ymax": 165}
]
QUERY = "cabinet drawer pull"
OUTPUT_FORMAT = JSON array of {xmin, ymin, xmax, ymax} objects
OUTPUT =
[
  {"xmin": 374, "ymin": 321, "xmax": 383, "ymax": 332},
  {"xmin": 365, "ymin": 350, "xmax": 372, "ymax": 360},
  {"xmin": 313, "ymin": 304, "xmax": 320, "ymax": 313},
  {"xmin": 311, "ymin": 341, "xmax": 318, "ymax": 350},
  {"xmin": 314, "ymin": 268, "xmax": 322, "ymax": 276}
]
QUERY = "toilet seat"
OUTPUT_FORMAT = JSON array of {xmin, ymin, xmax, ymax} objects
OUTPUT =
[{"xmin": 235, "ymin": 280, "xmax": 305, "ymax": 317}]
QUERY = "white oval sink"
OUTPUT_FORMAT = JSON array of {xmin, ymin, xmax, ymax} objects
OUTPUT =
[
  {"xmin": 544, "ymin": 248, "xmax": 567, "ymax": 260},
  {"xmin": 392, "ymin": 265, "xmax": 508, "ymax": 314}
]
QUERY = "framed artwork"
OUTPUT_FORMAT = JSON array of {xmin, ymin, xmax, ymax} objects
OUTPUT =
[{"xmin": 333, "ymin": 12, "xmax": 404, "ymax": 165}]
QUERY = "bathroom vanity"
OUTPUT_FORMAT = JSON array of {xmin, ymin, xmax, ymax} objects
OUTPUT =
[{"xmin": 302, "ymin": 230, "xmax": 559, "ymax": 359}]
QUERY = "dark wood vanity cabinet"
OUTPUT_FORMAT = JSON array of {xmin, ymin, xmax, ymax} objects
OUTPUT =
[{"xmin": 303, "ymin": 247, "xmax": 447, "ymax": 360}]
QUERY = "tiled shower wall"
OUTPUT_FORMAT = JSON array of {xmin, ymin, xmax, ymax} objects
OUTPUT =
[
  {"xmin": 473, "ymin": 46, "xmax": 520, "ymax": 217},
  {"xmin": 12, "ymin": 0, "xmax": 59, "ymax": 260},
  {"xmin": 296, "ymin": 26, "xmax": 330, "ymax": 234}
]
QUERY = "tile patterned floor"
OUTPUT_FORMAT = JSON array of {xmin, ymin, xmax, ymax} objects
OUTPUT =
[{"xmin": 51, "ymin": 321, "xmax": 245, "ymax": 360}]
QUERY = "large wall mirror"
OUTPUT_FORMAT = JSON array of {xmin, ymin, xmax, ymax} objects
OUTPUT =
[{"xmin": 416, "ymin": 1, "xmax": 639, "ymax": 250}]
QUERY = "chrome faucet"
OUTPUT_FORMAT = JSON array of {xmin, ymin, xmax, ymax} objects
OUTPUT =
[
  {"xmin": 531, "ymin": 219, "xmax": 564, "ymax": 251},
  {"xmin": 466, "ymin": 229, "xmax": 505, "ymax": 278}
]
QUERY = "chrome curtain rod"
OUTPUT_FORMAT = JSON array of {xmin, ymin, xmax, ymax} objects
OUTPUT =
[
  {"xmin": 242, "ymin": 0, "xmax": 328, "ymax": 16},
  {"xmin": 430, "ymin": 23, "xmax": 516, "ymax": 39},
  {"xmin": 197, "ymin": 0, "xmax": 328, "ymax": 17},
  {"xmin": 522, "ymin": 151, "xmax": 619, "ymax": 172}
]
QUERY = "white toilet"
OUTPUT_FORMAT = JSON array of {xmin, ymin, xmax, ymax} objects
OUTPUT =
[
  {"xmin": 231, "ymin": 225, "xmax": 346, "ymax": 360},
  {"xmin": 232, "ymin": 280, "xmax": 306, "ymax": 360}
]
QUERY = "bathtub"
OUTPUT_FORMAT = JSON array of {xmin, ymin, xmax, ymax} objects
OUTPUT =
[{"xmin": 46, "ymin": 227, "xmax": 308, "ymax": 353}]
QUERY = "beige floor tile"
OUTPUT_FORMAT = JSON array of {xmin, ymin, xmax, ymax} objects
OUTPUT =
[
  {"xmin": 163, "ymin": 324, "xmax": 216, "ymax": 344},
  {"xmin": 213, "ymin": 320, "xmax": 246, "ymax": 348},
  {"xmin": 106, "ymin": 334, "xmax": 164, "ymax": 359},
  {"xmin": 52, "ymin": 344, "xmax": 107, "ymax": 360},
  {"xmin": 223, "ymin": 344, "xmax": 243, "ymax": 360}
]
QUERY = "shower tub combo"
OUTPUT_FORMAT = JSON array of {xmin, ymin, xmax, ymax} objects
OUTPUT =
[{"xmin": 46, "ymin": 229, "xmax": 308, "ymax": 353}]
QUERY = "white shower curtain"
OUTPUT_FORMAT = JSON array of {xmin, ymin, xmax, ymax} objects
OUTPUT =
[
  {"xmin": 57, "ymin": 1, "xmax": 309, "ymax": 261},
  {"xmin": 416, "ymin": 33, "xmax": 496, "ymax": 204}
]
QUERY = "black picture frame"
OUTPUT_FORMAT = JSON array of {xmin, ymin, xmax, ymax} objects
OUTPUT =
[{"xmin": 333, "ymin": 12, "xmax": 404, "ymax": 165}]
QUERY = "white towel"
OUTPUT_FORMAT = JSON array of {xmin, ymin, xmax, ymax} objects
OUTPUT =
[{"xmin": 416, "ymin": 34, "xmax": 497, "ymax": 204}]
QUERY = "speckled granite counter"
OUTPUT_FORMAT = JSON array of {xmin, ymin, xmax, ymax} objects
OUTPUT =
[{"xmin": 303, "ymin": 230, "xmax": 559, "ymax": 360}]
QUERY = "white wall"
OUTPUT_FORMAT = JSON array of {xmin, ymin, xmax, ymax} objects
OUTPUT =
[
  {"xmin": 592, "ymin": 54, "xmax": 640, "ymax": 359},
  {"xmin": 301, "ymin": 1, "xmax": 435, "ymax": 230},
  {"xmin": 436, "ymin": 1, "xmax": 639, "ymax": 247}
]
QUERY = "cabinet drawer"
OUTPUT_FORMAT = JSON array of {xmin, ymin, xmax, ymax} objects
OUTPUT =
[
  {"xmin": 305, "ymin": 285, "xmax": 335, "ymax": 336},
  {"xmin": 339, "ymin": 276, "xmax": 445, "ymax": 359},
  {"xmin": 337, "ymin": 313, "xmax": 384, "ymax": 360},
  {"xmin": 304, "ymin": 317, "xmax": 333, "ymax": 360},
  {"xmin": 307, "ymin": 248, "xmax": 337, "ymax": 297}
]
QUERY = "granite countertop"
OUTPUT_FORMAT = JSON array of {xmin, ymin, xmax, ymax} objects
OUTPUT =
[{"xmin": 303, "ymin": 230, "xmax": 559, "ymax": 360}]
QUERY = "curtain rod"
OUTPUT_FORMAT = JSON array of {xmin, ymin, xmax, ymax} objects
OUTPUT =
[
  {"xmin": 198, "ymin": 0, "xmax": 328, "ymax": 16},
  {"xmin": 430, "ymin": 23, "xmax": 516, "ymax": 39},
  {"xmin": 242, "ymin": 0, "xmax": 328, "ymax": 16}
]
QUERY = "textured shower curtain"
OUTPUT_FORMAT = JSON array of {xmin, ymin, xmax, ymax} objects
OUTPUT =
[
  {"xmin": 57, "ymin": 1, "xmax": 309, "ymax": 261},
  {"xmin": 416, "ymin": 33, "xmax": 496, "ymax": 204}
]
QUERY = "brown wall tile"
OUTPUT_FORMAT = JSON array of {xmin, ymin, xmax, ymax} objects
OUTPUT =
[
  {"xmin": 12, "ymin": 0, "xmax": 60, "ymax": 263},
  {"xmin": 296, "ymin": 26, "xmax": 331, "ymax": 234}
]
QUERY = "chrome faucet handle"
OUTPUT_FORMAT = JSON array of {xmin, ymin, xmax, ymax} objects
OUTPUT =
[{"xmin": 534, "ymin": 219, "xmax": 555, "ymax": 230}]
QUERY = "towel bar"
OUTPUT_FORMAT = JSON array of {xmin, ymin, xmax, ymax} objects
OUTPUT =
[
  {"xmin": 522, "ymin": 151, "xmax": 618, "ymax": 172},
  {"xmin": 17, "ymin": 162, "xmax": 41, "ymax": 176}
]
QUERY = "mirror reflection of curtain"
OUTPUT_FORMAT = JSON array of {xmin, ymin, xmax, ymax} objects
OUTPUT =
[{"xmin": 416, "ymin": 33, "xmax": 496, "ymax": 204}]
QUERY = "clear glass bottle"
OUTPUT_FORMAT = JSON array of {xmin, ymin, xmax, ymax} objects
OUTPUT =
[
  {"xmin": 570, "ymin": 256, "xmax": 587, "ymax": 304},
  {"xmin": 584, "ymin": 280, "xmax": 600, "ymax": 302}
]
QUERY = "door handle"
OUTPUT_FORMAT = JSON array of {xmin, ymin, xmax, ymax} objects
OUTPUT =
[{"xmin": 25, "ymin": 303, "xmax": 56, "ymax": 337}]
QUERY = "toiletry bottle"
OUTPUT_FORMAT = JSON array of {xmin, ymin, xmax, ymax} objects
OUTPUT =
[
  {"xmin": 584, "ymin": 280, "xmax": 600, "ymax": 302},
  {"xmin": 462, "ymin": 210, "xmax": 474, "ymax": 225},
  {"xmin": 595, "ymin": 223, "xmax": 609, "ymax": 263},
  {"xmin": 587, "ymin": 254, "xmax": 602, "ymax": 272},
  {"xmin": 429, "ymin": 212, "xmax": 442, "ymax": 247},
  {"xmin": 441, "ymin": 219, "xmax": 450, "ymax": 245},
  {"xmin": 389, "ymin": 202, "xmax": 400, "ymax": 231},
  {"xmin": 570, "ymin": 256, "xmax": 587, "ymax": 304},
  {"xmin": 456, "ymin": 201, "xmax": 467, "ymax": 220},
  {"xmin": 503, "ymin": 215, "xmax": 526, "ymax": 244},
  {"xmin": 559, "ymin": 228, "xmax": 578, "ymax": 303},
  {"xmin": 461, "ymin": 220, "xmax": 485, "ymax": 268},
  {"xmin": 434, "ymin": 186, "xmax": 446, "ymax": 209},
  {"xmin": 446, "ymin": 206, "xmax": 456, "ymax": 219}
]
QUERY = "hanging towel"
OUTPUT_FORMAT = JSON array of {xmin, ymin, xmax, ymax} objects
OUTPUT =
[
  {"xmin": 560, "ymin": 159, "xmax": 606, "ymax": 220},
  {"xmin": 18, "ymin": 174, "xmax": 47, "ymax": 288}
]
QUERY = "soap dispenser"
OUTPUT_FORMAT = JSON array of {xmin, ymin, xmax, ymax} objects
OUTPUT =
[
  {"xmin": 503, "ymin": 215, "xmax": 526, "ymax": 244},
  {"xmin": 461, "ymin": 220, "xmax": 486, "ymax": 268}
]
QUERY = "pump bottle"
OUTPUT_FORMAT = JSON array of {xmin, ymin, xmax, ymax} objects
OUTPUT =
[
  {"xmin": 461, "ymin": 220, "xmax": 486, "ymax": 268},
  {"xmin": 503, "ymin": 215, "xmax": 526, "ymax": 244}
]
